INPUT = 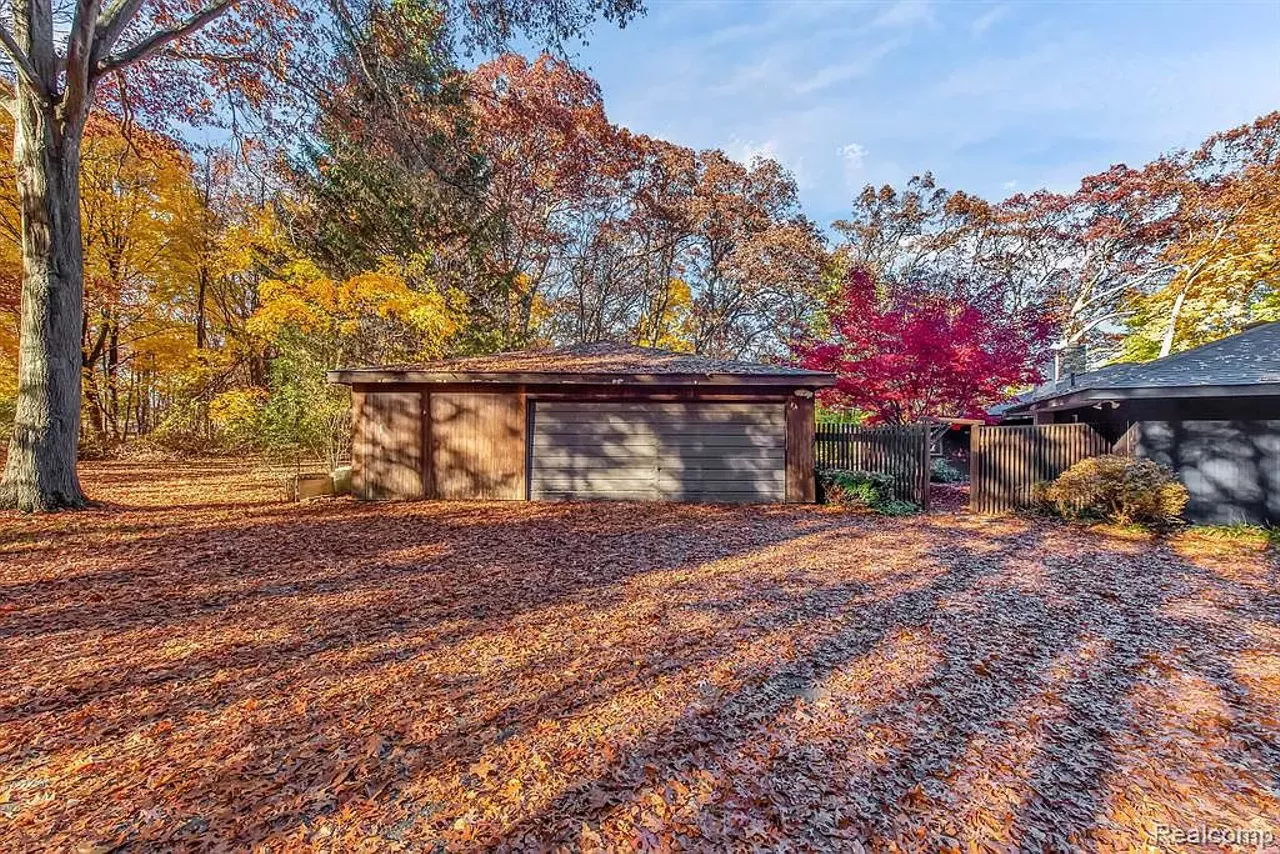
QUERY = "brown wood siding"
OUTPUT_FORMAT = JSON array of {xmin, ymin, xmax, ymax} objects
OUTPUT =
[
  {"xmin": 785, "ymin": 395, "xmax": 816, "ymax": 503},
  {"xmin": 530, "ymin": 401, "xmax": 786, "ymax": 502},
  {"xmin": 970, "ymin": 423, "xmax": 1112, "ymax": 514},
  {"xmin": 814, "ymin": 422, "xmax": 931, "ymax": 508},
  {"xmin": 428, "ymin": 391, "xmax": 526, "ymax": 499},
  {"xmin": 352, "ymin": 390, "xmax": 424, "ymax": 500}
]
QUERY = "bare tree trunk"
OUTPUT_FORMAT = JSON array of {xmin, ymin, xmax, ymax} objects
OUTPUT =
[
  {"xmin": 195, "ymin": 266, "xmax": 209, "ymax": 349},
  {"xmin": 1158, "ymin": 287, "xmax": 1188, "ymax": 359},
  {"xmin": 0, "ymin": 92, "xmax": 89, "ymax": 511},
  {"xmin": 106, "ymin": 318, "xmax": 120, "ymax": 440},
  {"xmin": 83, "ymin": 367, "xmax": 106, "ymax": 441}
]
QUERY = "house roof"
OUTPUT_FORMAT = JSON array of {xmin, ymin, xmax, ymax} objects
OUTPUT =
[
  {"xmin": 328, "ymin": 342, "xmax": 836, "ymax": 388},
  {"xmin": 1006, "ymin": 321, "xmax": 1280, "ymax": 414}
]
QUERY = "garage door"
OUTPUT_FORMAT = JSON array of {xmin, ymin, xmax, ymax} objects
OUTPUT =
[{"xmin": 530, "ymin": 401, "xmax": 786, "ymax": 502}]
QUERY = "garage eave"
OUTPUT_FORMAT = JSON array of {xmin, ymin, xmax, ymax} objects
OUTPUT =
[
  {"xmin": 1007, "ymin": 381, "xmax": 1280, "ymax": 415},
  {"xmin": 327, "ymin": 369, "xmax": 836, "ymax": 389}
]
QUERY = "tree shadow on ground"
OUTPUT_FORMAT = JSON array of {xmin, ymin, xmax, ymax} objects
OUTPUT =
[{"xmin": 1, "ymin": 493, "xmax": 1278, "ymax": 851}]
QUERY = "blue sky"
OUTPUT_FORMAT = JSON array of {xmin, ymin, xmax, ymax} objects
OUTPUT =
[{"xmin": 563, "ymin": 0, "xmax": 1280, "ymax": 227}]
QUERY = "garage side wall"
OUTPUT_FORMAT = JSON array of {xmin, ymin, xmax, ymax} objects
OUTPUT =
[
  {"xmin": 351, "ymin": 389, "xmax": 424, "ymax": 500},
  {"xmin": 428, "ymin": 391, "xmax": 527, "ymax": 499}
]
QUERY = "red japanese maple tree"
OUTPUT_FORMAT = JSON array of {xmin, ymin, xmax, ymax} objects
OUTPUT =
[{"xmin": 793, "ymin": 268, "xmax": 1052, "ymax": 424}]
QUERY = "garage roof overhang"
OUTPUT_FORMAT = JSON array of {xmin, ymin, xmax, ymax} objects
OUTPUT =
[
  {"xmin": 327, "ymin": 368, "xmax": 836, "ymax": 389},
  {"xmin": 1008, "ymin": 382, "xmax": 1280, "ymax": 415}
]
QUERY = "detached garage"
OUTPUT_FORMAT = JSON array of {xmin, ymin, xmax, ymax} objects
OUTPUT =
[{"xmin": 328, "ymin": 343, "xmax": 834, "ymax": 503}]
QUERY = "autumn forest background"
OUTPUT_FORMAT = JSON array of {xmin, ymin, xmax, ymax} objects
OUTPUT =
[{"xmin": 0, "ymin": 3, "xmax": 1275, "ymax": 468}]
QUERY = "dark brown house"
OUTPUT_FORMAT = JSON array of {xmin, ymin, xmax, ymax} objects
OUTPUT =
[
  {"xmin": 328, "ymin": 343, "xmax": 835, "ymax": 504},
  {"xmin": 1003, "ymin": 321, "xmax": 1280, "ymax": 524}
]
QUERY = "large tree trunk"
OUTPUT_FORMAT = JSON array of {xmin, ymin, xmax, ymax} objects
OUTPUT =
[{"xmin": 0, "ymin": 92, "xmax": 89, "ymax": 511}]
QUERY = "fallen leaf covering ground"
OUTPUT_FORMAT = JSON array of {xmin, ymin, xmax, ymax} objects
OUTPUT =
[{"xmin": 1, "ymin": 462, "xmax": 1278, "ymax": 851}]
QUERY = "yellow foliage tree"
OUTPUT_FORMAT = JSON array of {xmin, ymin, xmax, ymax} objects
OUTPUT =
[
  {"xmin": 248, "ymin": 257, "xmax": 466, "ymax": 367},
  {"xmin": 78, "ymin": 118, "xmax": 207, "ymax": 441},
  {"xmin": 633, "ymin": 277, "xmax": 695, "ymax": 352},
  {"xmin": 1123, "ymin": 120, "xmax": 1280, "ymax": 360},
  {"xmin": 0, "ymin": 114, "xmax": 208, "ymax": 444}
]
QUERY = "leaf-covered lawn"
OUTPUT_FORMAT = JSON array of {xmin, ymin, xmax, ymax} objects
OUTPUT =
[{"xmin": 2, "ymin": 463, "xmax": 1278, "ymax": 851}]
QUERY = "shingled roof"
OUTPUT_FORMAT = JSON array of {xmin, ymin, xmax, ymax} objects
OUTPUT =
[
  {"xmin": 328, "ymin": 342, "xmax": 835, "ymax": 387},
  {"xmin": 1007, "ymin": 321, "xmax": 1280, "ymax": 413}
]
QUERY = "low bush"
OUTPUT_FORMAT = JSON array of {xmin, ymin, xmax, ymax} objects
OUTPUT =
[
  {"xmin": 1040, "ymin": 455, "xmax": 1188, "ymax": 526},
  {"xmin": 930, "ymin": 458, "xmax": 964, "ymax": 483},
  {"xmin": 819, "ymin": 469, "xmax": 919, "ymax": 515}
]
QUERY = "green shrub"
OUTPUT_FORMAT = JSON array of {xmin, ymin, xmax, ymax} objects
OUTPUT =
[
  {"xmin": 1041, "ymin": 455, "xmax": 1188, "ymax": 526},
  {"xmin": 819, "ymin": 469, "xmax": 919, "ymax": 515},
  {"xmin": 930, "ymin": 458, "xmax": 964, "ymax": 483},
  {"xmin": 876, "ymin": 498, "xmax": 921, "ymax": 516},
  {"xmin": 821, "ymin": 469, "xmax": 892, "ymax": 507}
]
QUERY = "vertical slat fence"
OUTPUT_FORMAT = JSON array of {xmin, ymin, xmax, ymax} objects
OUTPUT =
[
  {"xmin": 970, "ymin": 423, "xmax": 1114, "ymax": 514},
  {"xmin": 815, "ymin": 423, "xmax": 931, "ymax": 509}
]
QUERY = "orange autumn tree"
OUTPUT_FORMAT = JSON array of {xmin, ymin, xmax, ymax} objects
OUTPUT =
[
  {"xmin": 78, "ymin": 119, "xmax": 207, "ymax": 444},
  {"xmin": 469, "ymin": 55, "xmax": 825, "ymax": 357},
  {"xmin": 470, "ymin": 53, "xmax": 619, "ymax": 344},
  {"xmin": 247, "ymin": 253, "xmax": 466, "ymax": 369},
  {"xmin": 0, "ymin": 114, "xmax": 207, "ymax": 447}
]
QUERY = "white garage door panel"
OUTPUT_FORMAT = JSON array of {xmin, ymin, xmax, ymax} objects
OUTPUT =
[{"xmin": 530, "ymin": 401, "xmax": 786, "ymax": 502}]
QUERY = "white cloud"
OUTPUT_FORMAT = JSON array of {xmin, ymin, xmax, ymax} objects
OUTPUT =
[
  {"xmin": 840, "ymin": 142, "xmax": 867, "ymax": 170},
  {"xmin": 704, "ymin": 20, "xmax": 775, "ymax": 48},
  {"xmin": 792, "ymin": 39, "xmax": 904, "ymax": 94},
  {"xmin": 711, "ymin": 55, "xmax": 780, "ymax": 96},
  {"xmin": 872, "ymin": 0, "xmax": 935, "ymax": 30},
  {"xmin": 970, "ymin": 5, "xmax": 1009, "ymax": 37},
  {"xmin": 840, "ymin": 142, "xmax": 869, "ymax": 189},
  {"xmin": 729, "ymin": 137, "xmax": 781, "ymax": 164}
]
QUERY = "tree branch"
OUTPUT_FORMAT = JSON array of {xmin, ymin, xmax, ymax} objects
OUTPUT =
[
  {"xmin": 0, "ymin": 21, "xmax": 51, "ymax": 101},
  {"xmin": 94, "ymin": 0, "xmax": 232, "ymax": 77},
  {"xmin": 63, "ymin": 0, "xmax": 104, "ymax": 121},
  {"xmin": 92, "ymin": 0, "xmax": 147, "ymax": 63}
]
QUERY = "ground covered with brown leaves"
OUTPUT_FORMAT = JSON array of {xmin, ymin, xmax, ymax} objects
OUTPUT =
[{"xmin": 2, "ymin": 462, "xmax": 1278, "ymax": 851}]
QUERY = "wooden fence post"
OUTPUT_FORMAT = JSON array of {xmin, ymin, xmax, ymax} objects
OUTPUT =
[
  {"xmin": 918, "ymin": 423, "xmax": 931, "ymax": 512},
  {"xmin": 969, "ymin": 422, "xmax": 983, "ymax": 514}
]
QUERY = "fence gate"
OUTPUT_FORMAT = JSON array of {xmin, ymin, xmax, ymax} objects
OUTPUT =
[
  {"xmin": 970, "ymin": 423, "xmax": 1113, "ymax": 514},
  {"xmin": 815, "ymin": 423, "xmax": 931, "ymax": 510}
]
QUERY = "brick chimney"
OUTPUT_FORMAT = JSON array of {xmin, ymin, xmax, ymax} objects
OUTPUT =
[{"xmin": 1054, "ymin": 343, "xmax": 1087, "ymax": 384}]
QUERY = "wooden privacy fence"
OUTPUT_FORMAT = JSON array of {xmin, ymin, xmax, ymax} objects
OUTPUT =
[
  {"xmin": 970, "ymin": 423, "xmax": 1114, "ymax": 514},
  {"xmin": 815, "ymin": 422, "xmax": 931, "ymax": 509}
]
